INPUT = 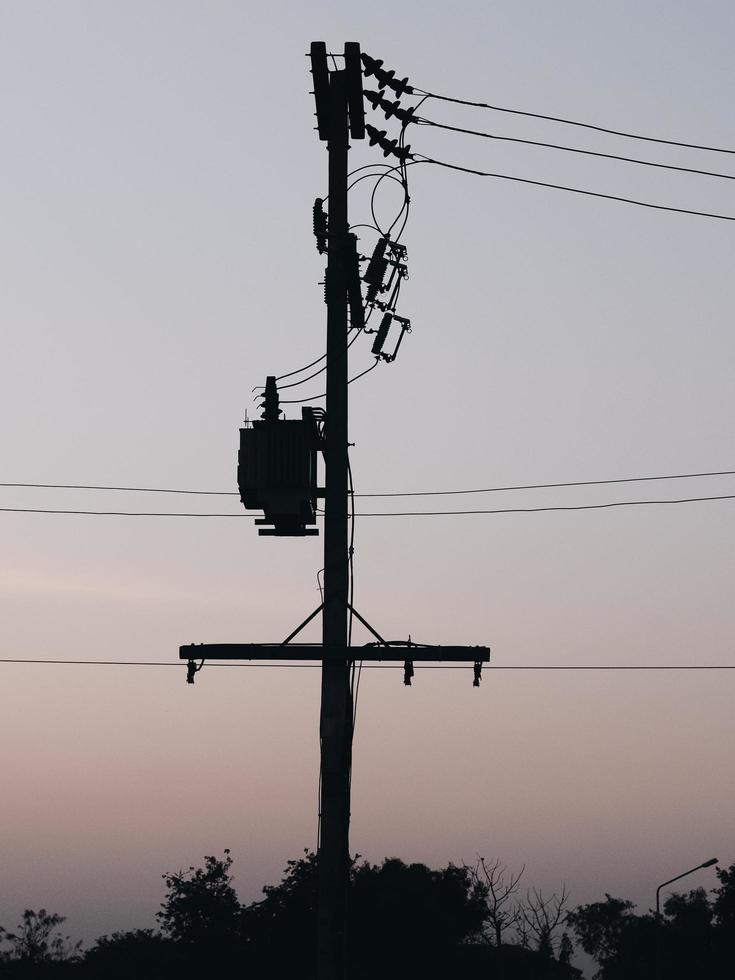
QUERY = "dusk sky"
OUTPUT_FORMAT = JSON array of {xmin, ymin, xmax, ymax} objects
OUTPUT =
[{"xmin": 2, "ymin": 1, "xmax": 733, "ymax": 969}]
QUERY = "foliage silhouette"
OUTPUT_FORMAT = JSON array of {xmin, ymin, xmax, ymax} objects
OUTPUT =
[
  {"xmin": 2, "ymin": 854, "xmax": 733, "ymax": 979},
  {"xmin": 0, "ymin": 909, "xmax": 80, "ymax": 979},
  {"xmin": 568, "ymin": 863, "xmax": 735, "ymax": 980}
]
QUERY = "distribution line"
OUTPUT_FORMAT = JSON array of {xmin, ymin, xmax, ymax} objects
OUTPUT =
[
  {"xmin": 415, "ymin": 154, "xmax": 735, "ymax": 222},
  {"xmin": 2, "ymin": 659, "xmax": 734, "ymax": 670},
  {"xmin": 2, "ymin": 468, "xmax": 734, "ymax": 498},
  {"xmin": 342, "ymin": 494, "xmax": 735, "ymax": 517},
  {"xmin": 413, "ymin": 87, "xmax": 735, "ymax": 155},
  {"xmin": 2, "ymin": 493, "xmax": 735, "ymax": 518},
  {"xmin": 415, "ymin": 116, "xmax": 735, "ymax": 181}
]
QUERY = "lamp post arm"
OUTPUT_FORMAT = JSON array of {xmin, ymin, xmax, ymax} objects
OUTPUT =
[{"xmin": 656, "ymin": 861, "xmax": 717, "ymax": 917}]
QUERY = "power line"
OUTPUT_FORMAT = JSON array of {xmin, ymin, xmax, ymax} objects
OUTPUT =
[
  {"xmin": 356, "ymin": 469, "xmax": 735, "ymax": 498},
  {"xmin": 2, "ymin": 658, "xmax": 734, "ymax": 670},
  {"xmin": 3, "ymin": 468, "xmax": 733, "ymax": 499},
  {"xmin": 0, "ymin": 482, "xmax": 239, "ymax": 495},
  {"xmin": 342, "ymin": 494, "xmax": 735, "ymax": 517},
  {"xmin": 0, "ymin": 508, "xmax": 246, "ymax": 517},
  {"xmin": 2, "ymin": 493, "xmax": 735, "ymax": 518},
  {"xmin": 415, "ymin": 116, "xmax": 735, "ymax": 181},
  {"xmin": 416, "ymin": 154, "xmax": 735, "ymax": 222},
  {"xmin": 414, "ymin": 88, "xmax": 735, "ymax": 155},
  {"xmin": 280, "ymin": 357, "xmax": 380, "ymax": 404}
]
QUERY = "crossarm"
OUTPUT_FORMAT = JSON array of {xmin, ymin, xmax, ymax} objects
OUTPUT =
[{"xmin": 180, "ymin": 643, "xmax": 490, "ymax": 663}]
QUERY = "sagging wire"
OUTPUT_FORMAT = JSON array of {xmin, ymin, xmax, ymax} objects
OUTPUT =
[
  {"xmin": 272, "ymin": 168, "xmax": 410, "ymax": 397},
  {"xmin": 269, "ymin": 328, "xmax": 366, "ymax": 395}
]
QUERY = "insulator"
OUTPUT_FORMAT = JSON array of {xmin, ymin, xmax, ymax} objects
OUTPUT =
[
  {"xmin": 361, "ymin": 53, "xmax": 388, "ymax": 86},
  {"xmin": 361, "ymin": 53, "xmax": 414, "ymax": 96},
  {"xmin": 366, "ymin": 124, "xmax": 388, "ymax": 148},
  {"xmin": 371, "ymin": 313, "xmax": 392, "ymax": 357},
  {"xmin": 364, "ymin": 89, "xmax": 383, "ymax": 110},
  {"xmin": 313, "ymin": 198, "xmax": 328, "ymax": 254},
  {"xmin": 403, "ymin": 659, "xmax": 414, "ymax": 686},
  {"xmin": 260, "ymin": 376, "xmax": 280, "ymax": 422},
  {"xmin": 387, "ymin": 75, "xmax": 414, "ymax": 98},
  {"xmin": 365, "ymin": 124, "xmax": 412, "ymax": 161},
  {"xmin": 364, "ymin": 90, "xmax": 416, "ymax": 125},
  {"xmin": 363, "ymin": 237, "xmax": 388, "ymax": 284}
]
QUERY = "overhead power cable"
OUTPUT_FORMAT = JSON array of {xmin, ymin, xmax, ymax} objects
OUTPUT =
[
  {"xmin": 415, "ymin": 117, "xmax": 735, "ymax": 181},
  {"xmin": 356, "ymin": 468, "xmax": 735, "ymax": 498},
  {"xmin": 2, "ymin": 493, "xmax": 735, "ymax": 518},
  {"xmin": 2, "ymin": 659, "xmax": 734, "ymax": 671},
  {"xmin": 416, "ymin": 154, "xmax": 735, "ymax": 222},
  {"xmin": 2, "ymin": 468, "xmax": 734, "ymax": 498},
  {"xmin": 280, "ymin": 358, "xmax": 380, "ymax": 404},
  {"xmin": 413, "ymin": 88, "xmax": 735, "ymax": 155},
  {"xmin": 339, "ymin": 494, "xmax": 735, "ymax": 517}
]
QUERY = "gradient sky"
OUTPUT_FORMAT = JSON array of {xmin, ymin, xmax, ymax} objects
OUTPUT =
[{"xmin": 1, "ymin": 1, "xmax": 733, "ymax": 970}]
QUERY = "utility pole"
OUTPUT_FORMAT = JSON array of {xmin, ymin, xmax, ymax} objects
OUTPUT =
[
  {"xmin": 180, "ymin": 40, "xmax": 490, "ymax": 980},
  {"xmin": 319, "ymin": 64, "xmax": 352, "ymax": 980}
]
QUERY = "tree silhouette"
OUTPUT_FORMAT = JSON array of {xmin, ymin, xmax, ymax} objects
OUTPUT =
[
  {"xmin": 2, "ymin": 851, "xmax": 732, "ymax": 979},
  {"xmin": 0, "ymin": 909, "xmax": 80, "ymax": 966},
  {"xmin": 467, "ymin": 857, "xmax": 525, "ymax": 947},
  {"xmin": 82, "ymin": 930, "xmax": 174, "ymax": 980},
  {"xmin": 156, "ymin": 850, "xmax": 240, "ymax": 946}
]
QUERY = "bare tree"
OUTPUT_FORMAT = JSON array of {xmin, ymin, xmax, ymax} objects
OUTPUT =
[
  {"xmin": 517, "ymin": 884, "xmax": 572, "ymax": 958},
  {"xmin": 468, "ymin": 858, "xmax": 525, "ymax": 947}
]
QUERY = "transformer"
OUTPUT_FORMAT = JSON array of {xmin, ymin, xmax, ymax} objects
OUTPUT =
[{"xmin": 238, "ymin": 407, "xmax": 321, "ymax": 536}]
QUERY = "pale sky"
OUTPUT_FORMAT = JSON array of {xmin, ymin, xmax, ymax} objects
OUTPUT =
[{"xmin": 1, "ymin": 1, "xmax": 733, "ymax": 969}]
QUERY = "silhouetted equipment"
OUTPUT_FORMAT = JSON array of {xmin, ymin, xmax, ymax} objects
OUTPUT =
[
  {"xmin": 238, "ymin": 381, "xmax": 322, "ymax": 536},
  {"xmin": 313, "ymin": 198, "xmax": 328, "ymax": 253},
  {"xmin": 310, "ymin": 42, "xmax": 331, "ymax": 140},
  {"xmin": 365, "ymin": 123, "xmax": 412, "ymax": 161},
  {"xmin": 344, "ymin": 42, "xmax": 366, "ymax": 140},
  {"xmin": 260, "ymin": 375, "xmax": 280, "ymax": 421},
  {"xmin": 364, "ymin": 89, "xmax": 417, "ymax": 125},
  {"xmin": 182, "ymin": 642, "xmax": 489, "ymax": 667},
  {"xmin": 371, "ymin": 313, "xmax": 391, "ymax": 356},
  {"xmin": 363, "ymin": 237, "xmax": 389, "ymax": 302},
  {"xmin": 361, "ymin": 53, "xmax": 414, "ymax": 98},
  {"xmin": 346, "ymin": 234, "xmax": 365, "ymax": 330},
  {"xmin": 371, "ymin": 313, "xmax": 411, "ymax": 362},
  {"xmin": 181, "ymin": 41, "xmax": 490, "ymax": 980},
  {"xmin": 361, "ymin": 236, "xmax": 409, "ymax": 310}
]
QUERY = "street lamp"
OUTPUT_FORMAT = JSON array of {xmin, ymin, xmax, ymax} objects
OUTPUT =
[
  {"xmin": 655, "ymin": 857, "xmax": 718, "ymax": 980},
  {"xmin": 656, "ymin": 857, "xmax": 719, "ymax": 917}
]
